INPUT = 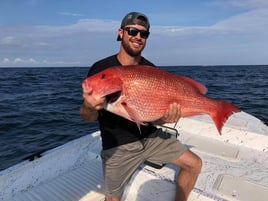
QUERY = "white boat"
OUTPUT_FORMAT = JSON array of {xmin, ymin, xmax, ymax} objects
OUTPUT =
[{"xmin": 0, "ymin": 111, "xmax": 267, "ymax": 201}]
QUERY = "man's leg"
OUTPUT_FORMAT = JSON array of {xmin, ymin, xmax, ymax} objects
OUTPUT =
[
  {"xmin": 172, "ymin": 150, "xmax": 202, "ymax": 201},
  {"xmin": 101, "ymin": 141, "xmax": 146, "ymax": 201}
]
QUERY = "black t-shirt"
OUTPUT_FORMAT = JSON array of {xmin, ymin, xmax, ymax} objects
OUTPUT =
[{"xmin": 87, "ymin": 54, "xmax": 157, "ymax": 150}]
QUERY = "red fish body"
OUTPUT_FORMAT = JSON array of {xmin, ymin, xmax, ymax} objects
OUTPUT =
[{"xmin": 82, "ymin": 65, "xmax": 241, "ymax": 134}]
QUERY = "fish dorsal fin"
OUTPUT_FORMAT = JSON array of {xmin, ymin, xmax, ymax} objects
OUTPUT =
[{"xmin": 179, "ymin": 75, "xmax": 208, "ymax": 94}]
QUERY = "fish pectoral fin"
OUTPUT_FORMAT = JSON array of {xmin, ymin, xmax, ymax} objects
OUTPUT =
[{"xmin": 121, "ymin": 102, "xmax": 144, "ymax": 132}]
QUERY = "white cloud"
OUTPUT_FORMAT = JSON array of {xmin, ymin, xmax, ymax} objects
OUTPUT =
[
  {"xmin": 147, "ymin": 5, "xmax": 268, "ymax": 65},
  {"xmin": 14, "ymin": 58, "xmax": 37, "ymax": 64},
  {"xmin": 14, "ymin": 58, "xmax": 23, "ymax": 63},
  {"xmin": 0, "ymin": 57, "xmax": 82, "ymax": 67},
  {"xmin": 1, "ymin": 36, "xmax": 14, "ymax": 44},
  {"xmin": 0, "ymin": 58, "xmax": 37, "ymax": 66},
  {"xmin": 28, "ymin": 58, "xmax": 37, "ymax": 63},
  {"xmin": 58, "ymin": 12, "xmax": 83, "ymax": 17},
  {"xmin": 1, "ymin": 3, "xmax": 268, "ymax": 67},
  {"xmin": 213, "ymin": 8, "xmax": 268, "ymax": 31},
  {"xmin": 33, "ymin": 19, "xmax": 119, "ymax": 38},
  {"xmin": 153, "ymin": 7, "xmax": 268, "ymax": 37},
  {"xmin": 209, "ymin": 0, "xmax": 268, "ymax": 9},
  {"xmin": 0, "ymin": 18, "xmax": 119, "ymax": 67},
  {"xmin": 2, "ymin": 58, "xmax": 10, "ymax": 64}
]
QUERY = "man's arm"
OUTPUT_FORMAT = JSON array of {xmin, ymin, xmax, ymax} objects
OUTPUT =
[{"xmin": 80, "ymin": 101, "xmax": 99, "ymax": 122}]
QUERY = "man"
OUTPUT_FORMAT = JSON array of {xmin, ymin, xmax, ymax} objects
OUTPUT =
[{"xmin": 81, "ymin": 12, "xmax": 202, "ymax": 201}]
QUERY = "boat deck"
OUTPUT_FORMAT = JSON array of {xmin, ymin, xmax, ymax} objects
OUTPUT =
[
  {"xmin": 13, "ymin": 155, "xmax": 104, "ymax": 201},
  {"xmin": 1, "ymin": 112, "xmax": 268, "ymax": 201}
]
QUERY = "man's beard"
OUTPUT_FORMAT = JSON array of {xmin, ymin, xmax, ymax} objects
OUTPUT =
[{"xmin": 122, "ymin": 38, "xmax": 145, "ymax": 57}]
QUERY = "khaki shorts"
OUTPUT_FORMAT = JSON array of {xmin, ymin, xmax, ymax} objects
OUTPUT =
[{"xmin": 101, "ymin": 128, "xmax": 187, "ymax": 198}]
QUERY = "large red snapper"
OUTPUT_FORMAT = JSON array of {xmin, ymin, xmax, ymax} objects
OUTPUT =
[{"xmin": 82, "ymin": 65, "xmax": 241, "ymax": 134}]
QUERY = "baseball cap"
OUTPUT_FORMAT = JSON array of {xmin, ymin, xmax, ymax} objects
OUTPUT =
[{"xmin": 117, "ymin": 12, "xmax": 150, "ymax": 41}]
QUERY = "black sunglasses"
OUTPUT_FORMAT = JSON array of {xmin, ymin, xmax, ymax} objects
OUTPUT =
[{"xmin": 123, "ymin": 27, "xmax": 150, "ymax": 39}]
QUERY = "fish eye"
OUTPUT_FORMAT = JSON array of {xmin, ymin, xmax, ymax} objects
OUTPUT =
[{"xmin": 101, "ymin": 74, "xmax": 106, "ymax": 79}]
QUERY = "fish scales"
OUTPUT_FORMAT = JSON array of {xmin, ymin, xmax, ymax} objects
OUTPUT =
[{"xmin": 83, "ymin": 65, "xmax": 241, "ymax": 134}]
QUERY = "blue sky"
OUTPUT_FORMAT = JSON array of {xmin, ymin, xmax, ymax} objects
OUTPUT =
[{"xmin": 1, "ymin": 0, "xmax": 268, "ymax": 67}]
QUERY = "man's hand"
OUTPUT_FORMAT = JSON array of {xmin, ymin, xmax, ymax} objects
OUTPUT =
[
  {"xmin": 82, "ymin": 85, "xmax": 106, "ymax": 110},
  {"xmin": 80, "ymin": 85, "xmax": 107, "ymax": 122},
  {"xmin": 153, "ymin": 103, "xmax": 181, "ymax": 125}
]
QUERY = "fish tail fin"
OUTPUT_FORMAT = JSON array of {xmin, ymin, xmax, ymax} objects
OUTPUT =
[{"xmin": 211, "ymin": 101, "xmax": 241, "ymax": 135}]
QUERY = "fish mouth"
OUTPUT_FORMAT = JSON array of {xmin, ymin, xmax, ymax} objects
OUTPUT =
[{"xmin": 106, "ymin": 91, "xmax": 122, "ymax": 103}]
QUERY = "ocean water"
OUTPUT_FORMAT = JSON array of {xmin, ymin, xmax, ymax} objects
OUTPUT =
[{"xmin": 0, "ymin": 65, "xmax": 267, "ymax": 171}]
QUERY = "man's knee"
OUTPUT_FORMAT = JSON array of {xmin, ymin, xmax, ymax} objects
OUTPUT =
[
  {"xmin": 191, "ymin": 154, "xmax": 202, "ymax": 174},
  {"xmin": 173, "ymin": 150, "xmax": 202, "ymax": 174}
]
